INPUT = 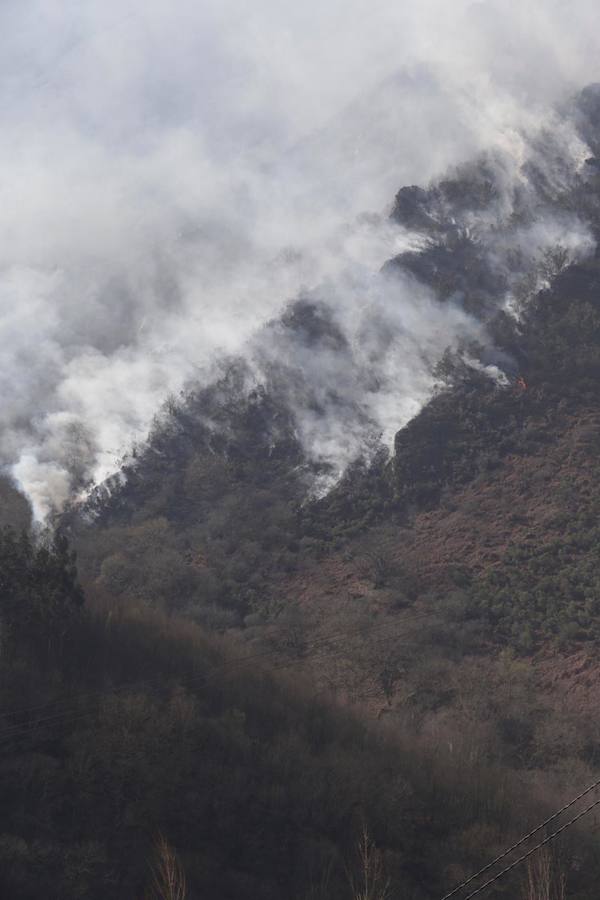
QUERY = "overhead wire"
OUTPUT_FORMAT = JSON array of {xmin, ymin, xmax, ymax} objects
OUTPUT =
[
  {"xmin": 0, "ymin": 608, "xmax": 432, "ymax": 745},
  {"xmin": 440, "ymin": 773, "xmax": 600, "ymax": 899},
  {"xmin": 456, "ymin": 793, "xmax": 600, "ymax": 900},
  {"xmin": 0, "ymin": 615, "xmax": 426, "ymax": 743},
  {"xmin": 0, "ymin": 606, "xmax": 430, "ymax": 721}
]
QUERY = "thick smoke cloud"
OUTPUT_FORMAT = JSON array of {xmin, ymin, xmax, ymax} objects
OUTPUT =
[{"xmin": 1, "ymin": 0, "xmax": 600, "ymax": 518}]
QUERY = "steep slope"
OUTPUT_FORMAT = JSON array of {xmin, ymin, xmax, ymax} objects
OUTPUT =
[
  {"xmin": 60, "ymin": 92, "xmax": 600, "ymax": 660},
  {"xmin": 24, "ymin": 82, "xmax": 600, "ymax": 897},
  {"xmin": 4, "ymin": 532, "xmax": 588, "ymax": 900}
]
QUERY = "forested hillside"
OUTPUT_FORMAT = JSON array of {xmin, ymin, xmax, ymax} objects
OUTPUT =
[
  {"xmin": 4, "ymin": 87, "xmax": 600, "ymax": 899},
  {"xmin": 7, "ymin": 525, "xmax": 595, "ymax": 900}
]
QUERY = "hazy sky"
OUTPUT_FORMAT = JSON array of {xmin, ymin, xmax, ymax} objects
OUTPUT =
[{"xmin": 1, "ymin": 0, "xmax": 600, "ymax": 517}]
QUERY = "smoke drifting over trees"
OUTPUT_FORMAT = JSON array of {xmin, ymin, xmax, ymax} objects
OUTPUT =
[{"xmin": 2, "ymin": 1, "xmax": 600, "ymax": 517}]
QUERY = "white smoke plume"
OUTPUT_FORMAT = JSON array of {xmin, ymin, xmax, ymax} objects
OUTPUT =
[{"xmin": 1, "ymin": 0, "xmax": 600, "ymax": 518}]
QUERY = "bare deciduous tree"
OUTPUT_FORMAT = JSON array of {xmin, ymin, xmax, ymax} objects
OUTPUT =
[
  {"xmin": 363, "ymin": 549, "xmax": 395, "ymax": 590},
  {"xmin": 347, "ymin": 825, "xmax": 391, "ymax": 900},
  {"xmin": 147, "ymin": 834, "xmax": 187, "ymax": 900},
  {"xmin": 523, "ymin": 848, "xmax": 566, "ymax": 900}
]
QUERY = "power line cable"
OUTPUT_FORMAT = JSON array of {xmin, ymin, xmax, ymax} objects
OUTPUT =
[
  {"xmin": 440, "ymin": 773, "xmax": 600, "ymax": 900},
  {"xmin": 0, "ymin": 617, "xmax": 424, "ymax": 744},
  {"xmin": 0, "ymin": 611, "xmax": 426, "ymax": 741},
  {"xmin": 0, "ymin": 607, "xmax": 430, "ymax": 723},
  {"xmin": 457, "ymin": 793, "xmax": 600, "ymax": 900},
  {"xmin": 0, "ymin": 609, "xmax": 431, "ymax": 745}
]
